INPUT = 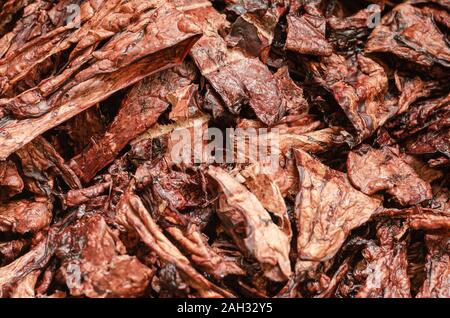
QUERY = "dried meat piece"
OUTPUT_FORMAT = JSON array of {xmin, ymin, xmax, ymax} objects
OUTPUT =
[
  {"xmin": 179, "ymin": 0, "xmax": 286, "ymax": 125},
  {"xmin": 274, "ymin": 66, "xmax": 308, "ymax": 116},
  {"xmin": 347, "ymin": 145, "xmax": 432, "ymax": 206},
  {"xmin": 366, "ymin": 3, "xmax": 450, "ymax": 68},
  {"xmin": 0, "ymin": 239, "xmax": 29, "ymax": 266},
  {"xmin": 406, "ymin": 127, "xmax": 450, "ymax": 158},
  {"xmin": 208, "ymin": 166, "xmax": 292, "ymax": 282},
  {"xmin": 416, "ymin": 235, "xmax": 450, "ymax": 298},
  {"xmin": 15, "ymin": 136, "xmax": 81, "ymax": 196},
  {"xmin": 0, "ymin": 3, "xmax": 202, "ymax": 160},
  {"xmin": 356, "ymin": 221, "xmax": 411, "ymax": 298},
  {"xmin": 285, "ymin": 0, "xmax": 332, "ymax": 56},
  {"xmin": 56, "ymin": 213, "xmax": 153, "ymax": 298},
  {"xmin": 306, "ymin": 53, "xmax": 397, "ymax": 142},
  {"xmin": 226, "ymin": 0, "xmax": 288, "ymax": 61},
  {"xmin": 62, "ymin": 180, "xmax": 112, "ymax": 208},
  {"xmin": 166, "ymin": 225, "xmax": 245, "ymax": 280},
  {"xmin": 294, "ymin": 148, "xmax": 381, "ymax": 261},
  {"xmin": 0, "ymin": 199, "xmax": 52, "ymax": 234},
  {"xmin": 0, "ymin": 160, "xmax": 24, "ymax": 200},
  {"xmin": 116, "ymin": 190, "xmax": 234, "ymax": 298},
  {"xmin": 0, "ymin": 237, "xmax": 54, "ymax": 297}
]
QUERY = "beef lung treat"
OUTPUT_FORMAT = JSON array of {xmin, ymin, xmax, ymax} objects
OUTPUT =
[
  {"xmin": 294, "ymin": 148, "xmax": 382, "ymax": 261},
  {"xmin": 347, "ymin": 145, "xmax": 432, "ymax": 206},
  {"xmin": 0, "ymin": 0, "xmax": 449, "ymax": 299}
]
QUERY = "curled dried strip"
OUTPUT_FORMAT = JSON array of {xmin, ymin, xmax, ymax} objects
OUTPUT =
[
  {"xmin": 166, "ymin": 225, "xmax": 245, "ymax": 280},
  {"xmin": 15, "ymin": 136, "xmax": 81, "ymax": 196},
  {"xmin": 306, "ymin": 53, "xmax": 397, "ymax": 142},
  {"xmin": 62, "ymin": 180, "xmax": 111, "ymax": 208},
  {"xmin": 56, "ymin": 214, "xmax": 153, "ymax": 298},
  {"xmin": 347, "ymin": 145, "xmax": 432, "ymax": 206},
  {"xmin": 285, "ymin": 0, "xmax": 332, "ymax": 56},
  {"xmin": 226, "ymin": 0, "xmax": 288, "ymax": 61},
  {"xmin": 116, "ymin": 190, "xmax": 234, "ymax": 298},
  {"xmin": 366, "ymin": 3, "xmax": 450, "ymax": 68},
  {"xmin": 356, "ymin": 221, "xmax": 411, "ymax": 298},
  {"xmin": 294, "ymin": 148, "xmax": 382, "ymax": 261},
  {"xmin": 0, "ymin": 160, "xmax": 24, "ymax": 200},
  {"xmin": 208, "ymin": 166, "xmax": 292, "ymax": 282},
  {"xmin": 0, "ymin": 200, "xmax": 52, "ymax": 234},
  {"xmin": 0, "ymin": 239, "xmax": 29, "ymax": 266},
  {"xmin": 416, "ymin": 235, "xmax": 450, "ymax": 298},
  {"xmin": 0, "ymin": 237, "xmax": 54, "ymax": 297}
]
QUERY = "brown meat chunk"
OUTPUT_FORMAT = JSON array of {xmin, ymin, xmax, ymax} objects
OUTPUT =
[
  {"xmin": 56, "ymin": 214, "xmax": 153, "ymax": 298},
  {"xmin": 366, "ymin": 3, "xmax": 450, "ymax": 67},
  {"xmin": 116, "ymin": 190, "xmax": 234, "ymax": 297},
  {"xmin": 294, "ymin": 148, "xmax": 382, "ymax": 261},
  {"xmin": 207, "ymin": 166, "xmax": 292, "ymax": 282},
  {"xmin": 356, "ymin": 221, "xmax": 411, "ymax": 298},
  {"xmin": 0, "ymin": 160, "xmax": 24, "ymax": 200},
  {"xmin": 0, "ymin": 199, "xmax": 52, "ymax": 234},
  {"xmin": 416, "ymin": 235, "xmax": 450, "ymax": 298},
  {"xmin": 285, "ymin": 0, "xmax": 332, "ymax": 56},
  {"xmin": 347, "ymin": 145, "xmax": 432, "ymax": 206}
]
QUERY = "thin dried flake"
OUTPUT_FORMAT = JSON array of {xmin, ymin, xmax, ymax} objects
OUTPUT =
[
  {"xmin": 306, "ymin": 53, "xmax": 397, "ymax": 142},
  {"xmin": 166, "ymin": 225, "xmax": 245, "ymax": 280},
  {"xmin": 207, "ymin": 166, "xmax": 291, "ymax": 282},
  {"xmin": 294, "ymin": 148, "xmax": 382, "ymax": 261},
  {"xmin": 180, "ymin": 0, "xmax": 285, "ymax": 126},
  {"xmin": 366, "ymin": 3, "xmax": 450, "ymax": 68},
  {"xmin": 0, "ymin": 160, "xmax": 24, "ymax": 200},
  {"xmin": 240, "ymin": 163, "xmax": 292, "ymax": 239},
  {"xmin": 347, "ymin": 145, "xmax": 432, "ymax": 206},
  {"xmin": 116, "ymin": 191, "xmax": 234, "ymax": 298},
  {"xmin": 15, "ymin": 136, "xmax": 81, "ymax": 196},
  {"xmin": 0, "ymin": 239, "xmax": 29, "ymax": 266},
  {"xmin": 274, "ymin": 66, "xmax": 308, "ymax": 116},
  {"xmin": 56, "ymin": 213, "xmax": 153, "ymax": 298},
  {"xmin": 406, "ymin": 127, "xmax": 450, "ymax": 158},
  {"xmin": 356, "ymin": 221, "xmax": 411, "ymax": 298},
  {"xmin": 226, "ymin": 0, "xmax": 288, "ymax": 61},
  {"xmin": 394, "ymin": 72, "xmax": 443, "ymax": 115},
  {"xmin": 62, "ymin": 180, "xmax": 112, "ymax": 208},
  {"xmin": 0, "ymin": 3, "xmax": 202, "ymax": 160},
  {"xmin": 416, "ymin": 235, "xmax": 450, "ymax": 298},
  {"xmin": 0, "ymin": 238, "xmax": 54, "ymax": 297},
  {"xmin": 380, "ymin": 207, "xmax": 450, "ymax": 232},
  {"xmin": 285, "ymin": 0, "xmax": 332, "ymax": 56},
  {"xmin": 0, "ymin": 199, "xmax": 52, "ymax": 234}
]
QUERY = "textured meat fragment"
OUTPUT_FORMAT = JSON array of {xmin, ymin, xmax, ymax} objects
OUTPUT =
[
  {"xmin": 285, "ymin": 0, "xmax": 332, "ymax": 56},
  {"xmin": 0, "ymin": 160, "xmax": 24, "ymax": 200},
  {"xmin": 67, "ymin": 63, "xmax": 195, "ymax": 183},
  {"xmin": 416, "ymin": 235, "xmax": 450, "ymax": 298},
  {"xmin": 366, "ymin": 3, "xmax": 450, "ymax": 67},
  {"xmin": 0, "ymin": 3, "xmax": 202, "ymax": 160},
  {"xmin": 356, "ymin": 221, "xmax": 411, "ymax": 298},
  {"xmin": 0, "ymin": 237, "xmax": 54, "ymax": 297},
  {"xmin": 0, "ymin": 239, "xmax": 29, "ymax": 266},
  {"xmin": 179, "ymin": 0, "xmax": 286, "ymax": 125},
  {"xmin": 15, "ymin": 136, "xmax": 81, "ymax": 196},
  {"xmin": 347, "ymin": 145, "xmax": 432, "ymax": 206},
  {"xmin": 226, "ymin": 0, "xmax": 287, "ymax": 61},
  {"xmin": 306, "ymin": 53, "xmax": 397, "ymax": 142},
  {"xmin": 207, "ymin": 166, "xmax": 291, "ymax": 282},
  {"xmin": 0, "ymin": 199, "xmax": 52, "ymax": 234},
  {"xmin": 406, "ymin": 127, "xmax": 450, "ymax": 158},
  {"xmin": 116, "ymin": 191, "xmax": 234, "ymax": 297},
  {"xmin": 294, "ymin": 148, "xmax": 382, "ymax": 261},
  {"xmin": 62, "ymin": 180, "xmax": 112, "ymax": 208},
  {"xmin": 56, "ymin": 213, "xmax": 152, "ymax": 298},
  {"xmin": 166, "ymin": 225, "xmax": 245, "ymax": 280},
  {"xmin": 274, "ymin": 66, "xmax": 308, "ymax": 116}
]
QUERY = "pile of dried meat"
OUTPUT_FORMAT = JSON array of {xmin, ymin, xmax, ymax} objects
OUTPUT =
[{"xmin": 0, "ymin": 0, "xmax": 449, "ymax": 298}]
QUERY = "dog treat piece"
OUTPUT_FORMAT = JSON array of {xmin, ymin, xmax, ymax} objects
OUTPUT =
[
  {"xmin": 347, "ymin": 145, "xmax": 432, "ymax": 206},
  {"xmin": 294, "ymin": 148, "xmax": 382, "ymax": 261},
  {"xmin": 0, "ymin": 0, "xmax": 449, "ymax": 299}
]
